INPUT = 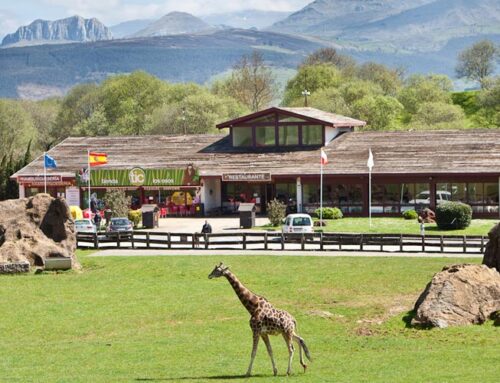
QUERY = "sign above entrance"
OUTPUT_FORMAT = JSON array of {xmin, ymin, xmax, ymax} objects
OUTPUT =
[
  {"xmin": 76, "ymin": 166, "xmax": 199, "ymax": 187},
  {"xmin": 19, "ymin": 175, "xmax": 62, "ymax": 183},
  {"xmin": 222, "ymin": 173, "xmax": 272, "ymax": 182}
]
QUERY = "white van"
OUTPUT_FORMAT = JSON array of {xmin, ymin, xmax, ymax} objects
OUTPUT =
[{"xmin": 282, "ymin": 214, "xmax": 314, "ymax": 234}]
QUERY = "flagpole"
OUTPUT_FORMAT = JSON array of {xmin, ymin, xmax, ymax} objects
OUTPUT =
[
  {"xmin": 44, "ymin": 152, "xmax": 47, "ymax": 194},
  {"xmin": 320, "ymin": 152, "xmax": 323, "ymax": 223},
  {"xmin": 87, "ymin": 149, "xmax": 91, "ymax": 218},
  {"xmin": 369, "ymin": 167, "xmax": 372, "ymax": 229}
]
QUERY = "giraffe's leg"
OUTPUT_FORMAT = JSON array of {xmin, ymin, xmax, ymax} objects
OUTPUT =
[
  {"xmin": 261, "ymin": 334, "xmax": 278, "ymax": 376},
  {"xmin": 293, "ymin": 334, "xmax": 307, "ymax": 372},
  {"xmin": 282, "ymin": 333, "xmax": 294, "ymax": 375},
  {"xmin": 246, "ymin": 331, "xmax": 260, "ymax": 377}
]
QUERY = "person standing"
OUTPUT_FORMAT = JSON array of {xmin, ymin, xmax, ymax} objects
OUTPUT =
[{"xmin": 201, "ymin": 220, "xmax": 212, "ymax": 234}]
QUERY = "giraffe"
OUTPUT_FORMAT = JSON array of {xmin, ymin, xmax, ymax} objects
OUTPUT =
[{"xmin": 208, "ymin": 262, "xmax": 311, "ymax": 377}]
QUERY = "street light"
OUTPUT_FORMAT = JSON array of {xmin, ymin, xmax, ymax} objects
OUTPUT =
[{"xmin": 301, "ymin": 89, "xmax": 310, "ymax": 107}]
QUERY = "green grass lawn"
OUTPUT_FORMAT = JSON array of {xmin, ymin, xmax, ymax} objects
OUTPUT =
[
  {"xmin": 1, "ymin": 252, "xmax": 498, "ymax": 382},
  {"xmin": 259, "ymin": 217, "xmax": 497, "ymax": 236}
]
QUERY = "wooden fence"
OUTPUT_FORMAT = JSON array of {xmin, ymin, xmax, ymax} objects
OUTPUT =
[{"xmin": 77, "ymin": 231, "xmax": 488, "ymax": 254}]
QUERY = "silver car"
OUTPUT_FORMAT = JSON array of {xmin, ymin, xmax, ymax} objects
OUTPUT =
[{"xmin": 75, "ymin": 219, "xmax": 97, "ymax": 233}]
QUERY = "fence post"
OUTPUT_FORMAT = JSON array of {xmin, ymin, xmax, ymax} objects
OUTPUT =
[
  {"xmin": 421, "ymin": 235, "xmax": 425, "ymax": 252},
  {"xmin": 264, "ymin": 232, "xmax": 268, "ymax": 250},
  {"xmin": 339, "ymin": 235, "xmax": 342, "ymax": 251},
  {"xmin": 146, "ymin": 232, "xmax": 150, "ymax": 248},
  {"xmin": 117, "ymin": 232, "xmax": 121, "ymax": 249},
  {"xmin": 480, "ymin": 236, "xmax": 485, "ymax": 253},
  {"xmin": 301, "ymin": 234, "xmax": 305, "ymax": 250},
  {"xmin": 399, "ymin": 234, "xmax": 403, "ymax": 252},
  {"xmin": 192, "ymin": 233, "xmax": 197, "ymax": 249},
  {"xmin": 131, "ymin": 231, "xmax": 135, "ymax": 249},
  {"xmin": 93, "ymin": 233, "xmax": 99, "ymax": 249},
  {"xmin": 359, "ymin": 234, "xmax": 363, "ymax": 251},
  {"xmin": 243, "ymin": 234, "xmax": 247, "ymax": 250},
  {"xmin": 167, "ymin": 233, "xmax": 171, "ymax": 249},
  {"xmin": 205, "ymin": 233, "xmax": 209, "ymax": 249},
  {"xmin": 463, "ymin": 235, "xmax": 466, "ymax": 253},
  {"xmin": 320, "ymin": 232, "xmax": 324, "ymax": 251},
  {"xmin": 380, "ymin": 235, "xmax": 383, "ymax": 252},
  {"xmin": 440, "ymin": 236, "xmax": 444, "ymax": 253},
  {"xmin": 281, "ymin": 233, "xmax": 285, "ymax": 250}
]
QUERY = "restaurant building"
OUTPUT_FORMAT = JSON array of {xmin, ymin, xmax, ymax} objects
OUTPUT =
[{"xmin": 10, "ymin": 107, "xmax": 500, "ymax": 217}]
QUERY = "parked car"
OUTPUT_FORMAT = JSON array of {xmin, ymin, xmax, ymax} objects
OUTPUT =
[
  {"xmin": 108, "ymin": 217, "xmax": 133, "ymax": 232},
  {"xmin": 409, "ymin": 190, "xmax": 452, "ymax": 205},
  {"xmin": 282, "ymin": 213, "xmax": 314, "ymax": 234},
  {"xmin": 74, "ymin": 219, "xmax": 96, "ymax": 233}
]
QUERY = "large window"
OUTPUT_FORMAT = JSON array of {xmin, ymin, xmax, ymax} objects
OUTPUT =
[
  {"xmin": 232, "ymin": 127, "xmax": 252, "ymax": 147},
  {"xmin": 278, "ymin": 125, "xmax": 299, "ymax": 146},
  {"xmin": 437, "ymin": 182, "xmax": 499, "ymax": 214},
  {"xmin": 255, "ymin": 126, "xmax": 275, "ymax": 146},
  {"xmin": 372, "ymin": 183, "xmax": 430, "ymax": 214},
  {"xmin": 303, "ymin": 182, "xmax": 363, "ymax": 214},
  {"xmin": 302, "ymin": 125, "xmax": 322, "ymax": 145}
]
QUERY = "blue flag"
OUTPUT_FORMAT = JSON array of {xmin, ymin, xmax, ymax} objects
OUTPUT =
[{"xmin": 44, "ymin": 153, "xmax": 57, "ymax": 169}]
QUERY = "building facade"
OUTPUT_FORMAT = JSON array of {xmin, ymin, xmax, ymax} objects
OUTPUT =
[{"xmin": 11, "ymin": 107, "xmax": 500, "ymax": 218}]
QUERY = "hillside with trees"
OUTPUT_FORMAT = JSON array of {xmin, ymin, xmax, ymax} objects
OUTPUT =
[{"xmin": 0, "ymin": 42, "xmax": 498, "ymax": 199}]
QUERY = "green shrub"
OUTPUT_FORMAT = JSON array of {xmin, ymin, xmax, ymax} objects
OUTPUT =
[
  {"xmin": 402, "ymin": 209, "xmax": 418, "ymax": 220},
  {"xmin": 435, "ymin": 201, "xmax": 472, "ymax": 230},
  {"xmin": 128, "ymin": 210, "xmax": 142, "ymax": 228},
  {"xmin": 314, "ymin": 207, "xmax": 343, "ymax": 219},
  {"xmin": 103, "ymin": 189, "xmax": 131, "ymax": 217},
  {"xmin": 267, "ymin": 199, "xmax": 287, "ymax": 226}
]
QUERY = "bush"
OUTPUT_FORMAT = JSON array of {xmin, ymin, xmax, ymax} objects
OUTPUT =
[
  {"xmin": 435, "ymin": 202, "xmax": 472, "ymax": 230},
  {"xmin": 267, "ymin": 199, "xmax": 287, "ymax": 226},
  {"xmin": 314, "ymin": 207, "xmax": 343, "ymax": 219},
  {"xmin": 402, "ymin": 209, "xmax": 418, "ymax": 220},
  {"xmin": 128, "ymin": 210, "xmax": 142, "ymax": 228}
]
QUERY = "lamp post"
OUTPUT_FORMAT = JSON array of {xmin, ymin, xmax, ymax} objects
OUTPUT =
[{"xmin": 301, "ymin": 89, "xmax": 310, "ymax": 107}]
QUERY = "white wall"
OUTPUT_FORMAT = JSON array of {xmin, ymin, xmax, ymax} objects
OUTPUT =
[
  {"xmin": 325, "ymin": 126, "xmax": 352, "ymax": 144},
  {"xmin": 18, "ymin": 184, "xmax": 25, "ymax": 199},
  {"xmin": 202, "ymin": 177, "xmax": 221, "ymax": 214}
]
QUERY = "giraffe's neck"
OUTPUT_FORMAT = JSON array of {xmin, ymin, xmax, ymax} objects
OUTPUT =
[{"xmin": 224, "ymin": 270, "xmax": 259, "ymax": 315}]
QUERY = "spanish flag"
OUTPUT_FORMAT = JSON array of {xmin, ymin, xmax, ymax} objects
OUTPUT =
[{"xmin": 89, "ymin": 152, "xmax": 108, "ymax": 167}]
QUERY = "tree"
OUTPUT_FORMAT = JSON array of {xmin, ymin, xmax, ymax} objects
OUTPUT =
[
  {"xmin": 221, "ymin": 51, "xmax": 277, "ymax": 112},
  {"xmin": 476, "ymin": 76, "xmax": 500, "ymax": 127},
  {"xmin": 412, "ymin": 102, "xmax": 466, "ymax": 129},
  {"xmin": 351, "ymin": 95, "xmax": 404, "ymax": 130},
  {"xmin": 302, "ymin": 48, "xmax": 356, "ymax": 72},
  {"xmin": 287, "ymin": 87, "xmax": 351, "ymax": 116},
  {"xmin": 357, "ymin": 62, "xmax": 402, "ymax": 96},
  {"xmin": 0, "ymin": 99, "xmax": 36, "ymax": 159},
  {"xmin": 456, "ymin": 40, "xmax": 498, "ymax": 88},
  {"xmin": 398, "ymin": 74, "xmax": 453, "ymax": 115},
  {"xmin": 103, "ymin": 189, "xmax": 131, "ymax": 217},
  {"xmin": 282, "ymin": 64, "xmax": 342, "ymax": 106}
]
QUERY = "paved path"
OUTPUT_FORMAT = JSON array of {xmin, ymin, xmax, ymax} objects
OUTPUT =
[{"xmin": 90, "ymin": 249, "xmax": 482, "ymax": 258}]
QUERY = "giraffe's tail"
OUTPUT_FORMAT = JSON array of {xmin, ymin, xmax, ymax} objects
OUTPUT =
[{"xmin": 294, "ymin": 334, "xmax": 312, "ymax": 362}]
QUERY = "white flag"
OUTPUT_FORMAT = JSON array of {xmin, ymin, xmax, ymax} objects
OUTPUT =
[{"xmin": 367, "ymin": 148, "xmax": 374, "ymax": 170}]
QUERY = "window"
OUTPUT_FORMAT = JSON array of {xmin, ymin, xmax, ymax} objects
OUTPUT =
[
  {"xmin": 279, "ymin": 125, "xmax": 299, "ymax": 145},
  {"xmin": 278, "ymin": 114, "xmax": 308, "ymax": 123},
  {"xmin": 302, "ymin": 125, "xmax": 323, "ymax": 145},
  {"xmin": 232, "ymin": 127, "xmax": 252, "ymax": 147},
  {"xmin": 255, "ymin": 126, "xmax": 275, "ymax": 146}
]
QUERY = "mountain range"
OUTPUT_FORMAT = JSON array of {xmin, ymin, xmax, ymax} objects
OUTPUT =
[
  {"xmin": 1, "ymin": 15, "xmax": 111, "ymax": 47},
  {"xmin": 0, "ymin": 0, "xmax": 499, "ymax": 99}
]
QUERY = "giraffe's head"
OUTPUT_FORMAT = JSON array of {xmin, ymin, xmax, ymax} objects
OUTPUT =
[{"xmin": 208, "ymin": 262, "xmax": 229, "ymax": 279}]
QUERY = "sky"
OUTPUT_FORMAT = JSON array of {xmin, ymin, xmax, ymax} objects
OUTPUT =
[{"xmin": 0, "ymin": 0, "xmax": 311, "ymax": 38}]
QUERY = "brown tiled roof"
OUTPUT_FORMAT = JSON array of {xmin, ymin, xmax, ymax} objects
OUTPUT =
[
  {"xmin": 11, "ymin": 129, "xmax": 500, "ymax": 179},
  {"xmin": 216, "ymin": 106, "xmax": 366, "ymax": 128}
]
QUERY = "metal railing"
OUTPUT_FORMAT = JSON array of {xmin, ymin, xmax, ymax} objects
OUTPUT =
[{"xmin": 76, "ymin": 231, "xmax": 488, "ymax": 254}]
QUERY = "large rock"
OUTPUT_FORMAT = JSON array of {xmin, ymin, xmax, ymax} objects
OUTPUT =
[
  {"xmin": 483, "ymin": 222, "xmax": 500, "ymax": 272},
  {"xmin": 412, "ymin": 264, "xmax": 500, "ymax": 328},
  {"xmin": 0, "ymin": 194, "xmax": 79, "ymax": 272}
]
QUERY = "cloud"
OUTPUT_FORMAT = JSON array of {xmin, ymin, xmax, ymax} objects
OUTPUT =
[{"xmin": 0, "ymin": 9, "xmax": 21, "ymax": 40}]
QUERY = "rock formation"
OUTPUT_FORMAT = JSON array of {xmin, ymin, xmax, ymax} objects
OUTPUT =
[
  {"xmin": 482, "ymin": 222, "xmax": 500, "ymax": 272},
  {"xmin": 0, "ymin": 194, "xmax": 79, "ymax": 273},
  {"xmin": 1, "ymin": 15, "xmax": 112, "ymax": 47},
  {"xmin": 412, "ymin": 264, "xmax": 500, "ymax": 328}
]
